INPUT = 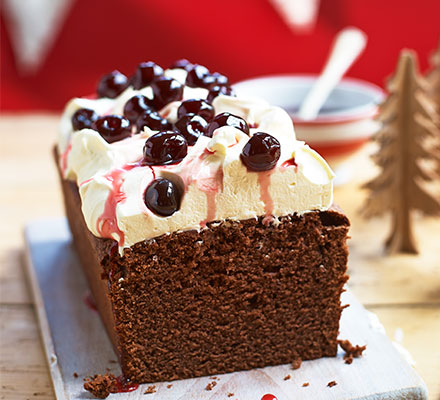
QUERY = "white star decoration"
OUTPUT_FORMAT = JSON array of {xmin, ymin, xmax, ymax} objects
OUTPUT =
[
  {"xmin": 3, "ymin": 0, "xmax": 74, "ymax": 74},
  {"xmin": 269, "ymin": 0, "xmax": 320, "ymax": 34}
]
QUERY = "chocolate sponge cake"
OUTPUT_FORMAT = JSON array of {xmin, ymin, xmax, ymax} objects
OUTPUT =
[{"xmin": 56, "ymin": 60, "xmax": 350, "ymax": 385}]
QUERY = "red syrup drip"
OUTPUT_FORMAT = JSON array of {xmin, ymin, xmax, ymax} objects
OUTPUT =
[
  {"xmin": 159, "ymin": 102, "xmax": 174, "ymax": 119},
  {"xmin": 200, "ymin": 161, "xmax": 223, "ymax": 227},
  {"xmin": 281, "ymin": 157, "xmax": 298, "ymax": 169},
  {"xmin": 257, "ymin": 170, "xmax": 274, "ymax": 218},
  {"xmin": 96, "ymin": 163, "xmax": 138, "ymax": 247},
  {"xmin": 107, "ymin": 242, "xmax": 119, "ymax": 260},
  {"xmin": 179, "ymin": 150, "xmax": 224, "ymax": 227},
  {"xmin": 227, "ymin": 138, "xmax": 239, "ymax": 148},
  {"xmin": 261, "ymin": 395, "xmax": 278, "ymax": 400},
  {"xmin": 83, "ymin": 292, "xmax": 97, "ymax": 312},
  {"xmin": 115, "ymin": 375, "xmax": 139, "ymax": 393},
  {"xmin": 147, "ymin": 165, "xmax": 156, "ymax": 179},
  {"xmin": 204, "ymin": 148, "xmax": 215, "ymax": 155},
  {"xmin": 60, "ymin": 142, "xmax": 73, "ymax": 178},
  {"xmin": 201, "ymin": 190, "xmax": 217, "ymax": 227},
  {"xmin": 262, "ymin": 215, "xmax": 274, "ymax": 226},
  {"xmin": 79, "ymin": 178, "xmax": 93, "ymax": 187}
]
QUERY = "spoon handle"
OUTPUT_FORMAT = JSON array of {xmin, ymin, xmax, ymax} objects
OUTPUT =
[{"xmin": 297, "ymin": 27, "xmax": 367, "ymax": 121}]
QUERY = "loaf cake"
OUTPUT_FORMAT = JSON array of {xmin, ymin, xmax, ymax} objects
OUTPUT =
[{"xmin": 56, "ymin": 60, "xmax": 350, "ymax": 386}]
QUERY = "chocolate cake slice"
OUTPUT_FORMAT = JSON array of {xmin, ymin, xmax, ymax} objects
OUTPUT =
[
  {"xmin": 55, "ymin": 60, "xmax": 350, "ymax": 386},
  {"xmin": 58, "ymin": 161, "xmax": 349, "ymax": 382}
]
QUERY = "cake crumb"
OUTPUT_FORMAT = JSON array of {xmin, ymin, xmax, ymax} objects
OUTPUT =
[
  {"xmin": 227, "ymin": 393, "xmax": 234, "ymax": 397},
  {"xmin": 302, "ymin": 382, "xmax": 309, "ymax": 387},
  {"xmin": 338, "ymin": 339, "xmax": 366, "ymax": 364},
  {"xmin": 167, "ymin": 384, "xmax": 173, "ymax": 389},
  {"xmin": 345, "ymin": 356, "xmax": 354, "ymax": 364},
  {"xmin": 291, "ymin": 359, "xmax": 302, "ymax": 370},
  {"xmin": 73, "ymin": 372, "xmax": 78, "ymax": 378},
  {"xmin": 284, "ymin": 374, "xmax": 291, "ymax": 380},
  {"xmin": 210, "ymin": 376, "xmax": 218, "ymax": 380},
  {"xmin": 83, "ymin": 373, "xmax": 117, "ymax": 399},
  {"xmin": 144, "ymin": 385, "xmax": 156, "ymax": 394},
  {"xmin": 205, "ymin": 381, "xmax": 217, "ymax": 391},
  {"xmin": 327, "ymin": 380, "xmax": 337, "ymax": 388}
]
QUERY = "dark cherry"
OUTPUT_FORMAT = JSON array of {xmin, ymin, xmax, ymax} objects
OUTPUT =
[
  {"xmin": 144, "ymin": 178, "xmax": 182, "ymax": 217},
  {"xmin": 205, "ymin": 112, "xmax": 250, "ymax": 137},
  {"xmin": 71, "ymin": 108, "xmax": 98, "ymax": 131},
  {"xmin": 175, "ymin": 114, "xmax": 208, "ymax": 146},
  {"xmin": 151, "ymin": 77, "xmax": 184, "ymax": 110},
  {"xmin": 136, "ymin": 110, "xmax": 172, "ymax": 132},
  {"xmin": 170, "ymin": 59, "xmax": 193, "ymax": 71},
  {"xmin": 92, "ymin": 115, "xmax": 132, "ymax": 143},
  {"xmin": 207, "ymin": 85, "xmax": 236, "ymax": 103},
  {"xmin": 202, "ymin": 72, "xmax": 229, "ymax": 89},
  {"xmin": 185, "ymin": 64, "xmax": 210, "ymax": 88},
  {"xmin": 177, "ymin": 99, "xmax": 215, "ymax": 122},
  {"xmin": 97, "ymin": 70, "xmax": 129, "ymax": 98},
  {"xmin": 131, "ymin": 61, "xmax": 163, "ymax": 90},
  {"xmin": 143, "ymin": 131, "xmax": 187, "ymax": 165},
  {"xmin": 240, "ymin": 132, "xmax": 281, "ymax": 171},
  {"xmin": 123, "ymin": 95, "xmax": 152, "ymax": 123}
]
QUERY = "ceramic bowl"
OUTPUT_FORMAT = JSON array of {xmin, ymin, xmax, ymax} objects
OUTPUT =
[{"xmin": 233, "ymin": 74, "xmax": 385, "ymax": 182}]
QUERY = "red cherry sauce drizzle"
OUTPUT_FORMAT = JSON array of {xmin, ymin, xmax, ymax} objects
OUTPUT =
[
  {"xmin": 96, "ymin": 164, "xmax": 138, "ymax": 247},
  {"xmin": 281, "ymin": 157, "xmax": 298, "ymax": 169},
  {"xmin": 227, "ymin": 135, "xmax": 240, "ymax": 148},
  {"xmin": 107, "ymin": 242, "xmax": 119, "ymax": 264},
  {"xmin": 257, "ymin": 170, "xmax": 274, "ymax": 222},
  {"xmin": 79, "ymin": 177, "xmax": 93, "ymax": 187},
  {"xmin": 179, "ymin": 150, "xmax": 224, "ymax": 226},
  {"xmin": 158, "ymin": 102, "xmax": 175, "ymax": 120},
  {"xmin": 83, "ymin": 292, "xmax": 97, "ymax": 312},
  {"xmin": 115, "ymin": 375, "xmax": 139, "ymax": 393},
  {"xmin": 202, "ymin": 187, "xmax": 218, "ymax": 226},
  {"xmin": 60, "ymin": 142, "xmax": 73, "ymax": 178},
  {"xmin": 202, "ymin": 164, "xmax": 224, "ymax": 226},
  {"xmin": 261, "ymin": 395, "xmax": 278, "ymax": 400}
]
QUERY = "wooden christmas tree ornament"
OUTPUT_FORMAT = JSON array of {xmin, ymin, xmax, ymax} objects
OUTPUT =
[
  {"xmin": 426, "ymin": 38, "xmax": 440, "ymax": 112},
  {"xmin": 362, "ymin": 50, "xmax": 440, "ymax": 254},
  {"xmin": 426, "ymin": 38, "xmax": 440, "ymax": 178}
]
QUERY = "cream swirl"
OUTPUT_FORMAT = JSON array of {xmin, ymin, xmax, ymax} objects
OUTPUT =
[{"xmin": 58, "ymin": 75, "xmax": 334, "ymax": 253}]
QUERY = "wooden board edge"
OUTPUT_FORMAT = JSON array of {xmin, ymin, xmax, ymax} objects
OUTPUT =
[{"xmin": 23, "ymin": 225, "xmax": 69, "ymax": 400}]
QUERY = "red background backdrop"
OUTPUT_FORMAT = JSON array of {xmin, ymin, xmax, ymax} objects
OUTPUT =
[{"xmin": 1, "ymin": 0, "xmax": 439, "ymax": 111}]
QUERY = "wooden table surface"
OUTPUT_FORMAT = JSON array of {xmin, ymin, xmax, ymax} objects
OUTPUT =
[{"xmin": 1, "ymin": 114, "xmax": 439, "ymax": 400}]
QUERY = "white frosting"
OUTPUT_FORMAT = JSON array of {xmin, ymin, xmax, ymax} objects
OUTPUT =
[{"xmin": 58, "ymin": 71, "xmax": 335, "ymax": 253}]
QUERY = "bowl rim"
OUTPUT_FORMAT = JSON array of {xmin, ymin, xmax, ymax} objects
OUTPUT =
[{"xmin": 233, "ymin": 73, "xmax": 386, "ymax": 126}]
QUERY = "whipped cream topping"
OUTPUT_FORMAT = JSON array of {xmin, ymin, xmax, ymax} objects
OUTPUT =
[{"xmin": 58, "ymin": 69, "xmax": 335, "ymax": 253}]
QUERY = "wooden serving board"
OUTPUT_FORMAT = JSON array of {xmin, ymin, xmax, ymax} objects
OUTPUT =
[{"xmin": 24, "ymin": 218, "xmax": 428, "ymax": 400}]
